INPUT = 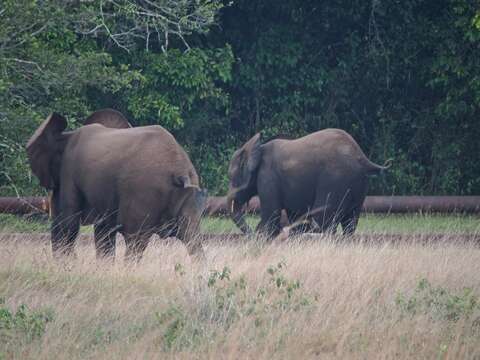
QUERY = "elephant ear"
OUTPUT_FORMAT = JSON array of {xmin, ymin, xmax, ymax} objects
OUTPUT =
[
  {"xmin": 83, "ymin": 109, "xmax": 131, "ymax": 129},
  {"xmin": 173, "ymin": 175, "xmax": 200, "ymax": 189},
  {"xmin": 245, "ymin": 133, "xmax": 262, "ymax": 172},
  {"xmin": 26, "ymin": 113, "xmax": 67, "ymax": 189},
  {"xmin": 229, "ymin": 133, "xmax": 262, "ymax": 189}
]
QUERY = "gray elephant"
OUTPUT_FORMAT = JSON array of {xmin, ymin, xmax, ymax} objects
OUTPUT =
[
  {"xmin": 226, "ymin": 129, "xmax": 391, "ymax": 238},
  {"xmin": 26, "ymin": 109, "xmax": 207, "ymax": 261}
]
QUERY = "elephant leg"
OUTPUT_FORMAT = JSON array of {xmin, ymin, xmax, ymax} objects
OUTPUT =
[
  {"xmin": 317, "ymin": 212, "xmax": 339, "ymax": 235},
  {"xmin": 124, "ymin": 233, "xmax": 151, "ymax": 264},
  {"xmin": 51, "ymin": 214, "xmax": 80, "ymax": 258},
  {"xmin": 118, "ymin": 200, "xmax": 159, "ymax": 264},
  {"xmin": 255, "ymin": 178, "xmax": 283, "ymax": 238},
  {"xmin": 341, "ymin": 183, "xmax": 367, "ymax": 236},
  {"xmin": 94, "ymin": 220, "xmax": 118, "ymax": 260},
  {"xmin": 50, "ymin": 187, "xmax": 81, "ymax": 258},
  {"xmin": 120, "ymin": 218, "xmax": 153, "ymax": 264},
  {"xmin": 311, "ymin": 199, "xmax": 338, "ymax": 235},
  {"xmin": 285, "ymin": 210, "xmax": 314, "ymax": 237},
  {"xmin": 157, "ymin": 224, "xmax": 174, "ymax": 239},
  {"xmin": 341, "ymin": 207, "xmax": 361, "ymax": 236},
  {"xmin": 256, "ymin": 206, "xmax": 282, "ymax": 239}
]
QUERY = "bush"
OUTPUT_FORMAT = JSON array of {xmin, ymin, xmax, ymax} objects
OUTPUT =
[
  {"xmin": 395, "ymin": 278, "xmax": 480, "ymax": 322},
  {"xmin": 0, "ymin": 300, "xmax": 54, "ymax": 349},
  {"xmin": 154, "ymin": 262, "xmax": 315, "ymax": 351}
]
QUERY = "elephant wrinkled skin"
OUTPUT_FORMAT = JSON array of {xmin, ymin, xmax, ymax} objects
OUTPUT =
[
  {"xmin": 227, "ymin": 129, "xmax": 391, "ymax": 238},
  {"xmin": 26, "ymin": 109, "xmax": 207, "ymax": 262}
]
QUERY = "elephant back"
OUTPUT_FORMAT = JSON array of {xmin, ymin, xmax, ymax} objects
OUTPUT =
[{"xmin": 83, "ymin": 109, "xmax": 132, "ymax": 129}]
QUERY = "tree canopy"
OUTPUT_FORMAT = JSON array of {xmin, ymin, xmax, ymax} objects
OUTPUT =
[{"xmin": 1, "ymin": 0, "xmax": 479, "ymax": 196}]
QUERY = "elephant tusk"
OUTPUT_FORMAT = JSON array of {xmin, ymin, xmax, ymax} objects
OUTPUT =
[
  {"xmin": 41, "ymin": 197, "xmax": 48, "ymax": 213},
  {"xmin": 48, "ymin": 191, "xmax": 53, "ymax": 218},
  {"xmin": 231, "ymin": 199, "xmax": 235, "ymax": 214}
]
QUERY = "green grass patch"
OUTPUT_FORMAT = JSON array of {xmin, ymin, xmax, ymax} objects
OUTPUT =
[
  {"xmin": 358, "ymin": 213, "xmax": 480, "ymax": 234},
  {"xmin": 0, "ymin": 214, "xmax": 50, "ymax": 233},
  {"xmin": 200, "ymin": 215, "xmax": 259, "ymax": 234},
  {"xmin": 0, "ymin": 214, "xmax": 90, "ymax": 234},
  {"xmin": 1, "ymin": 213, "xmax": 479, "ymax": 234},
  {"xmin": 201, "ymin": 214, "xmax": 480, "ymax": 234}
]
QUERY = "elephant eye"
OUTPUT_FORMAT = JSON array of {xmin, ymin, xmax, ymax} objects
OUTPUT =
[{"xmin": 230, "ymin": 170, "xmax": 247, "ymax": 187}]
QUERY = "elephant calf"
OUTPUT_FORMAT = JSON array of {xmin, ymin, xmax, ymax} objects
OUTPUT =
[
  {"xmin": 227, "ymin": 129, "xmax": 391, "ymax": 238},
  {"xmin": 26, "ymin": 109, "xmax": 207, "ymax": 262}
]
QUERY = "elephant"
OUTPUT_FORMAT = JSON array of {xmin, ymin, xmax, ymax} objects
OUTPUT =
[
  {"xmin": 26, "ymin": 109, "xmax": 207, "ymax": 262},
  {"xmin": 83, "ymin": 108, "xmax": 132, "ymax": 128},
  {"xmin": 226, "ymin": 129, "xmax": 391, "ymax": 238}
]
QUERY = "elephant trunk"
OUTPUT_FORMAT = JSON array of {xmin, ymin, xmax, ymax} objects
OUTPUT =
[{"xmin": 226, "ymin": 195, "xmax": 253, "ymax": 235}]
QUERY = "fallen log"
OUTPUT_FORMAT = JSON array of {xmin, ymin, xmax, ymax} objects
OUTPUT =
[{"xmin": 0, "ymin": 197, "xmax": 49, "ymax": 215}]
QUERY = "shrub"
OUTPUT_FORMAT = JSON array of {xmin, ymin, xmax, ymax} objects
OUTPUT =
[
  {"xmin": 395, "ymin": 278, "xmax": 479, "ymax": 321},
  {"xmin": 0, "ymin": 300, "xmax": 54, "ymax": 347}
]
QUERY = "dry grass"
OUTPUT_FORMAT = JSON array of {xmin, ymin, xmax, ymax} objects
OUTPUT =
[{"xmin": 1, "ymin": 234, "xmax": 480, "ymax": 359}]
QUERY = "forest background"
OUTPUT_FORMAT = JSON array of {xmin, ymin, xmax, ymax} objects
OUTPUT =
[{"xmin": 1, "ymin": 0, "xmax": 479, "ymax": 197}]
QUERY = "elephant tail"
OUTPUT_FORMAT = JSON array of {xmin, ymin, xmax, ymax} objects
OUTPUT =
[
  {"xmin": 364, "ymin": 158, "xmax": 393, "ymax": 175},
  {"xmin": 172, "ymin": 174, "xmax": 200, "ymax": 189}
]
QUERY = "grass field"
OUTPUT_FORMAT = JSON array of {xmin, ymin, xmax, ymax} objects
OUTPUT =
[
  {"xmin": 1, "ymin": 234, "xmax": 480, "ymax": 359},
  {"xmin": 1, "ymin": 214, "xmax": 480, "ymax": 359}
]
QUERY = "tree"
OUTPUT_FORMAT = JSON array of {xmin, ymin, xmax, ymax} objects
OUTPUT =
[
  {"xmin": 1, "ymin": 0, "xmax": 480, "ymax": 197},
  {"xmin": 0, "ymin": 0, "xmax": 230, "ymax": 195}
]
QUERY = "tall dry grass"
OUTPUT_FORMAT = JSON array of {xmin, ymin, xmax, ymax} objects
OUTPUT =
[{"xmin": 1, "ymin": 234, "xmax": 480, "ymax": 359}]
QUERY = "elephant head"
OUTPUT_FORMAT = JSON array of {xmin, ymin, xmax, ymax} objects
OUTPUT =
[
  {"xmin": 172, "ymin": 175, "xmax": 208, "ymax": 221},
  {"xmin": 169, "ymin": 175, "xmax": 208, "ymax": 258},
  {"xmin": 226, "ymin": 133, "xmax": 262, "ymax": 235},
  {"xmin": 26, "ymin": 113, "xmax": 69, "ymax": 190}
]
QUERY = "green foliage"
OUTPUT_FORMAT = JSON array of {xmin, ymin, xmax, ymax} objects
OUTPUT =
[
  {"xmin": 154, "ymin": 263, "xmax": 314, "ymax": 351},
  {"xmin": 0, "ymin": 300, "xmax": 54, "ymax": 346},
  {"xmin": 203, "ymin": 262, "xmax": 314, "ymax": 334},
  {"xmin": 1, "ymin": 0, "xmax": 479, "ymax": 195},
  {"xmin": 174, "ymin": 263, "xmax": 186, "ymax": 277},
  {"xmin": 216, "ymin": 0, "xmax": 480, "ymax": 195},
  {"xmin": 126, "ymin": 47, "xmax": 233, "ymax": 129},
  {"xmin": 155, "ymin": 305, "xmax": 195, "ymax": 350},
  {"xmin": 0, "ymin": 1, "xmax": 141, "ymax": 195},
  {"xmin": 395, "ymin": 278, "xmax": 480, "ymax": 321},
  {"xmin": 207, "ymin": 266, "xmax": 231, "ymax": 287},
  {"xmin": 0, "ymin": 0, "xmax": 230, "ymax": 195}
]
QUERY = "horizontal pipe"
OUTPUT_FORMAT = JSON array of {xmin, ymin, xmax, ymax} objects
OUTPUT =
[
  {"xmin": 205, "ymin": 196, "xmax": 480, "ymax": 215},
  {"xmin": 1, "ymin": 196, "xmax": 480, "ymax": 216},
  {"xmin": 362, "ymin": 196, "xmax": 480, "ymax": 214}
]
